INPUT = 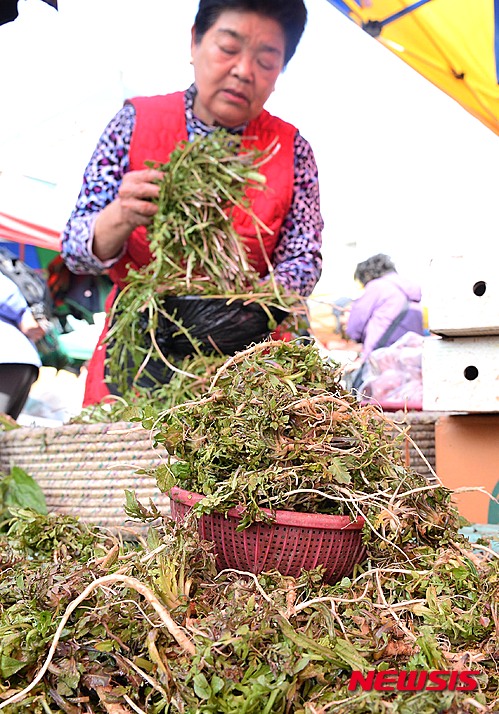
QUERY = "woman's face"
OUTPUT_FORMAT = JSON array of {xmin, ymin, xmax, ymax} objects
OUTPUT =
[{"xmin": 191, "ymin": 10, "xmax": 286, "ymax": 127}]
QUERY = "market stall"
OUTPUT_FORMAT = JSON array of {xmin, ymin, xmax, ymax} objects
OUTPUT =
[{"xmin": 0, "ymin": 5, "xmax": 498, "ymax": 711}]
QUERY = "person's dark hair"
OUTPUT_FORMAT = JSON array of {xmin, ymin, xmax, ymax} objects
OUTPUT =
[
  {"xmin": 354, "ymin": 253, "xmax": 396, "ymax": 286},
  {"xmin": 193, "ymin": 0, "xmax": 307, "ymax": 67}
]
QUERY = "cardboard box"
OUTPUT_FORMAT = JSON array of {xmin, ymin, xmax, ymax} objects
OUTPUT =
[
  {"xmin": 422, "ymin": 335, "xmax": 499, "ymax": 412},
  {"xmin": 435, "ymin": 414, "xmax": 499, "ymax": 524},
  {"xmin": 426, "ymin": 254, "xmax": 499, "ymax": 336}
]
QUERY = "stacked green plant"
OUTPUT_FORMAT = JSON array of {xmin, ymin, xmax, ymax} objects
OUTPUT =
[
  {"xmin": 103, "ymin": 130, "xmax": 304, "ymax": 404},
  {"xmin": 0, "ymin": 497, "xmax": 497, "ymax": 713},
  {"xmin": 1, "ymin": 360, "xmax": 498, "ymax": 712},
  {"xmin": 74, "ymin": 351, "xmax": 230, "ymax": 426},
  {"xmin": 149, "ymin": 340, "xmax": 459, "ymax": 545},
  {"xmin": 3, "ymin": 131, "xmax": 496, "ymax": 712}
]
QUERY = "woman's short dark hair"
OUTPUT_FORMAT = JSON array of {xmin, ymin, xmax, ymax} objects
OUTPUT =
[
  {"xmin": 354, "ymin": 253, "xmax": 396, "ymax": 286},
  {"xmin": 193, "ymin": 0, "xmax": 307, "ymax": 67}
]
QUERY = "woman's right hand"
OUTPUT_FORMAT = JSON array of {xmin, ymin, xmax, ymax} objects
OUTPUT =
[{"xmin": 92, "ymin": 168, "xmax": 165, "ymax": 261}]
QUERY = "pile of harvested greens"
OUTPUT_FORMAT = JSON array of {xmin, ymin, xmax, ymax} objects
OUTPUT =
[
  {"xmin": 148, "ymin": 340, "xmax": 455, "ymax": 534},
  {"xmin": 0, "ymin": 447, "xmax": 498, "ymax": 712},
  {"xmin": 102, "ymin": 129, "xmax": 306, "ymax": 408}
]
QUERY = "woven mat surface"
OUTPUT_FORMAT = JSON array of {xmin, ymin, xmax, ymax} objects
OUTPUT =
[
  {"xmin": 385, "ymin": 410, "xmax": 443, "ymax": 482},
  {"xmin": 0, "ymin": 422, "xmax": 170, "ymax": 529}
]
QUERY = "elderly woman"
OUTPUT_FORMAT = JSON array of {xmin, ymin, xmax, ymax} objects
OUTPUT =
[
  {"xmin": 62, "ymin": 0, "xmax": 324, "ymax": 406},
  {"xmin": 346, "ymin": 253, "xmax": 424, "ymax": 360}
]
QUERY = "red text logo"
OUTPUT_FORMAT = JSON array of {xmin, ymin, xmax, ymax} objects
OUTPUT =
[{"xmin": 348, "ymin": 670, "xmax": 480, "ymax": 692}]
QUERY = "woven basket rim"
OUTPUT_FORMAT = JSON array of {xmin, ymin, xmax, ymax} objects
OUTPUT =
[{"xmin": 169, "ymin": 486, "xmax": 365, "ymax": 530}]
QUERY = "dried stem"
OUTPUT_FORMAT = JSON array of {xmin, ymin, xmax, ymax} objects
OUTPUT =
[
  {"xmin": 0, "ymin": 574, "xmax": 195, "ymax": 710},
  {"xmin": 208, "ymin": 339, "xmax": 284, "ymax": 390},
  {"xmin": 374, "ymin": 570, "xmax": 417, "ymax": 643}
]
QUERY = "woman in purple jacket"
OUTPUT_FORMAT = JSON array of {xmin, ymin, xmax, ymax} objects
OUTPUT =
[
  {"xmin": 0, "ymin": 273, "xmax": 45, "ymax": 418},
  {"xmin": 346, "ymin": 253, "xmax": 424, "ymax": 360}
]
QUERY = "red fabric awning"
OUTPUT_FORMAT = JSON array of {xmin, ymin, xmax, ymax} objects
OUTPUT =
[{"xmin": 0, "ymin": 211, "xmax": 62, "ymax": 252}]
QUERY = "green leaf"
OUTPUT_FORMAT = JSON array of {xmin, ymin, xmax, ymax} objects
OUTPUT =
[
  {"xmin": 293, "ymin": 656, "xmax": 312, "ymax": 674},
  {"xmin": 168, "ymin": 461, "xmax": 190, "ymax": 484},
  {"xmin": 334, "ymin": 638, "xmax": 370, "ymax": 673},
  {"xmin": 153, "ymin": 464, "xmax": 176, "ymax": 493},
  {"xmin": 193, "ymin": 672, "xmax": 212, "ymax": 699},
  {"xmin": 326, "ymin": 459, "xmax": 352, "ymax": 485},
  {"xmin": 0, "ymin": 654, "xmax": 27, "ymax": 678},
  {"xmin": 94, "ymin": 640, "xmax": 117, "ymax": 652},
  {"xmin": 1, "ymin": 467, "xmax": 47, "ymax": 514},
  {"xmin": 210, "ymin": 675, "xmax": 225, "ymax": 695}
]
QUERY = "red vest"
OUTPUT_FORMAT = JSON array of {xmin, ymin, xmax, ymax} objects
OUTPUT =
[
  {"xmin": 85, "ymin": 92, "xmax": 296, "ymax": 406},
  {"xmin": 109, "ymin": 91, "xmax": 296, "ymax": 284}
]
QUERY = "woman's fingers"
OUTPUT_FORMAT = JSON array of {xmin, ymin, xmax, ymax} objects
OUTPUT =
[{"xmin": 117, "ymin": 169, "xmax": 164, "ymax": 226}]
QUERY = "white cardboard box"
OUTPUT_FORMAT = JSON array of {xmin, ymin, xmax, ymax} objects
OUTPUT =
[
  {"xmin": 426, "ymin": 254, "xmax": 499, "ymax": 336},
  {"xmin": 422, "ymin": 335, "xmax": 499, "ymax": 412}
]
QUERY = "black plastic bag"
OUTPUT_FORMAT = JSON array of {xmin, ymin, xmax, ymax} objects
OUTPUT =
[
  {"xmin": 141, "ymin": 296, "xmax": 287, "ymax": 357},
  {"xmin": 106, "ymin": 295, "xmax": 288, "ymax": 393}
]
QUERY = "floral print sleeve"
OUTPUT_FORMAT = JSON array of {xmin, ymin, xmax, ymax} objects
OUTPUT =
[
  {"xmin": 271, "ymin": 133, "xmax": 323, "ymax": 297},
  {"xmin": 61, "ymin": 99, "xmax": 324, "ymax": 297}
]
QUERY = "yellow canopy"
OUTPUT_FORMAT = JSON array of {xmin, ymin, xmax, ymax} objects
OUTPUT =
[{"xmin": 326, "ymin": 0, "xmax": 499, "ymax": 136}]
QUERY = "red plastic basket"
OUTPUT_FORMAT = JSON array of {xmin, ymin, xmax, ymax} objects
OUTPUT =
[{"xmin": 169, "ymin": 487, "xmax": 366, "ymax": 584}]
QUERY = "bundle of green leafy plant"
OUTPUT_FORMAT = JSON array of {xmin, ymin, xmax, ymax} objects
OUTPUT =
[
  {"xmin": 0, "ymin": 501, "xmax": 497, "ymax": 713},
  {"xmin": 104, "ymin": 129, "xmax": 305, "ymax": 401},
  {"xmin": 5, "ymin": 247, "xmax": 497, "ymax": 710},
  {"xmin": 74, "ymin": 351, "xmax": 230, "ymax": 425}
]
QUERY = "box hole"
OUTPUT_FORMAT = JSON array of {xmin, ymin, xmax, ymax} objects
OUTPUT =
[
  {"xmin": 464, "ymin": 366, "xmax": 479, "ymax": 381},
  {"xmin": 473, "ymin": 281, "xmax": 486, "ymax": 297}
]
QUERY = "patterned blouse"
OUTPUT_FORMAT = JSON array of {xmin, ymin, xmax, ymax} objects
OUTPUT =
[{"xmin": 61, "ymin": 84, "xmax": 323, "ymax": 297}]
